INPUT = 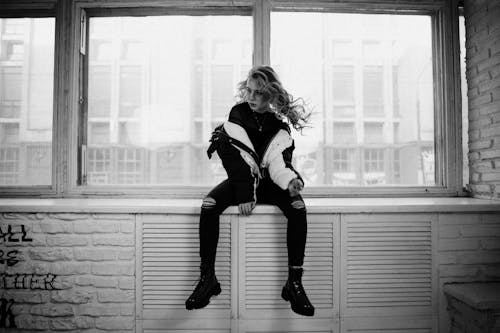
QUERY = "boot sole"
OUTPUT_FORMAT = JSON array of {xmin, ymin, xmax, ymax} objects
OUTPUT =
[
  {"xmin": 186, "ymin": 283, "xmax": 221, "ymax": 310},
  {"xmin": 281, "ymin": 287, "xmax": 315, "ymax": 317}
]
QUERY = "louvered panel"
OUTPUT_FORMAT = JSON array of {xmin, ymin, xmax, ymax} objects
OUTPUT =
[
  {"xmin": 341, "ymin": 314, "xmax": 433, "ymax": 333},
  {"xmin": 245, "ymin": 215, "xmax": 334, "ymax": 310},
  {"xmin": 345, "ymin": 215, "xmax": 432, "ymax": 309},
  {"xmin": 144, "ymin": 331, "xmax": 229, "ymax": 333},
  {"xmin": 142, "ymin": 214, "xmax": 231, "ymax": 310},
  {"xmin": 346, "ymin": 328, "xmax": 432, "ymax": 333},
  {"xmin": 246, "ymin": 331, "xmax": 332, "ymax": 333}
]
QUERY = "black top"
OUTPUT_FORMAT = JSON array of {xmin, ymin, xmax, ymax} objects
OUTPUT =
[
  {"xmin": 207, "ymin": 102, "xmax": 301, "ymax": 203},
  {"xmin": 228, "ymin": 102, "xmax": 289, "ymax": 157}
]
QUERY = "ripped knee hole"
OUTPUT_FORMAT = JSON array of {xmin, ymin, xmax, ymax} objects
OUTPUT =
[
  {"xmin": 201, "ymin": 197, "xmax": 216, "ymax": 209},
  {"xmin": 291, "ymin": 199, "xmax": 305, "ymax": 210}
]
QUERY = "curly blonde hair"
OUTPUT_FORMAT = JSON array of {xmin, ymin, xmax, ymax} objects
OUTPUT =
[{"xmin": 236, "ymin": 66, "xmax": 310, "ymax": 132}]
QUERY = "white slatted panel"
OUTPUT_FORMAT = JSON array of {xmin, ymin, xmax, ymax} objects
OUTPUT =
[
  {"xmin": 245, "ymin": 215, "xmax": 334, "ymax": 310},
  {"xmin": 346, "ymin": 328, "xmax": 432, "ymax": 333},
  {"xmin": 345, "ymin": 215, "xmax": 432, "ymax": 309},
  {"xmin": 240, "ymin": 317, "xmax": 337, "ymax": 332},
  {"xmin": 142, "ymin": 214, "xmax": 231, "ymax": 309},
  {"xmin": 144, "ymin": 331, "xmax": 229, "ymax": 333}
]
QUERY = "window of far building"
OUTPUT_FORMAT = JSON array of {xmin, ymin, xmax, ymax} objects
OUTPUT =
[
  {"xmin": 84, "ymin": 14, "xmax": 252, "ymax": 186},
  {"xmin": 271, "ymin": 11, "xmax": 435, "ymax": 187},
  {"xmin": 0, "ymin": 17, "xmax": 54, "ymax": 186}
]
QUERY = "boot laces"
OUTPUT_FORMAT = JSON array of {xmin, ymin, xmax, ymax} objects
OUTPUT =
[
  {"xmin": 292, "ymin": 280, "xmax": 306, "ymax": 295},
  {"xmin": 191, "ymin": 272, "xmax": 211, "ymax": 295},
  {"xmin": 192, "ymin": 277, "xmax": 203, "ymax": 292}
]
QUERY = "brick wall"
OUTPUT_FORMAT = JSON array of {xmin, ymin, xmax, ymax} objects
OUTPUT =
[
  {"xmin": 464, "ymin": 0, "xmax": 500, "ymax": 199},
  {"xmin": 0, "ymin": 213, "xmax": 135, "ymax": 332},
  {"xmin": 2, "ymin": 209, "xmax": 500, "ymax": 332},
  {"xmin": 438, "ymin": 213, "xmax": 500, "ymax": 332}
]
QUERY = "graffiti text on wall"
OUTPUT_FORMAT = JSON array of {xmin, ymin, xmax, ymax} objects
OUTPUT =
[
  {"xmin": 1, "ymin": 273, "xmax": 58, "ymax": 290},
  {"xmin": 1, "ymin": 224, "xmax": 61, "ymax": 328},
  {"xmin": 0, "ymin": 249, "xmax": 20, "ymax": 266},
  {"xmin": 0, "ymin": 225, "xmax": 33, "ymax": 243},
  {"xmin": 0, "ymin": 298, "xmax": 16, "ymax": 328}
]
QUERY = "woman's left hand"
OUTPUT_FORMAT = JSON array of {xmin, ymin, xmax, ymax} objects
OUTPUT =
[
  {"xmin": 238, "ymin": 201, "xmax": 256, "ymax": 215},
  {"xmin": 288, "ymin": 178, "xmax": 304, "ymax": 197}
]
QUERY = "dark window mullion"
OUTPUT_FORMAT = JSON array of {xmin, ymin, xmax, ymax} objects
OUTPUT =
[{"xmin": 78, "ymin": 9, "xmax": 89, "ymax": 185}]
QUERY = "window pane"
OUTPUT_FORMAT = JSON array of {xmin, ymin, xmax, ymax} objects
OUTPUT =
[
  {"xmin": 0, "ymin": 18, "xmax": 54, "ymax": 185},
  {"xmin": 119, "ymin": 65, "xmax": 142, "ymax": 117},
  {"xmin": 325, "ymin": 147, "xmax": 357, "ymax": 185},
  {"xmin": 363, "ymin": 66, "xmax": 384, "ymax": 116},
  {"xmin": 332, "ymin": 66, "xmax": 354, "ymax": 118},
  {"xmin": 89, "ymin": 65, "xmax": 111, "ymax": 117},
  {"xmin": 87, "ymin": 15, "xmax": 251, "ymax": 185},
  {"xmin": 363, "ymin": 41, "xmax": 384, "ymax": 59},
  {"xmin": 271, "ymin": 12, "xmax": 434, "ymax": 186},
  {"xmin": 364, "ymin": 148, "xmax": 385, "ymax": 184},
  {"xmin": 333, "ymin": 122, "xmax": 355, "ymax": 143},
  {"xmin": 332, "ymin": 41, "xmax": 354, "ymax": 59},
  {"xmin": 211, "ymin": 65, "xmax": 234, "ymax": 118},
  {"xmin": 89, "ymin": 122, "xmax": 110, "ymax": 145},
  {"xmin": 364, "ymin": 122, "xmax": 384, "ymax": 143}
]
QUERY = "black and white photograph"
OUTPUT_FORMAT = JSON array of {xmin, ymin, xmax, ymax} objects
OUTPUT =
[{"xmin": 0, "ymin": 0, "xmax": 499, "ymax": 332}]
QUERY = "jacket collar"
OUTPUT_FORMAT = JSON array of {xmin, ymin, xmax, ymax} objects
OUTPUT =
[
  {"xmin": 223, "ymin": 121, "xmax": 256, "ymax": 154},
  {"xmin": 223, "ymin": 120, "xmax": 293, "ymax": 165}
]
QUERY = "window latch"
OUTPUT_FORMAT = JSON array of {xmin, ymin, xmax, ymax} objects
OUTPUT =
[
  {"xmin": 81, "ymin": 144, "xmax": 87, "ymax": 184},
  {"xmin": 80, "ymin": 10, "xmax": 87, "ymax": 55}
]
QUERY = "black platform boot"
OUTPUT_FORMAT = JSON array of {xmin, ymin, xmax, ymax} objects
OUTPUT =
[
  {"xmin": 281, "ymin": 267, "xmax": 315, "ymax": 316},
  {"xmin": 185, "ymin": 263, "xmax": 221, "ymax": 310}
]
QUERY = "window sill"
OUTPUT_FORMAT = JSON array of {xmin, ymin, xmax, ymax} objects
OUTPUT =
[{"xmin": 0, "ymin": 197, "xmax": 499, "ymax": 214}]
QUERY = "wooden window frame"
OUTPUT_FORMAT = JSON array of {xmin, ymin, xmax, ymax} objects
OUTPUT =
[
  {"xmin": 269, "ymin": 0, "xmax": 463, "ymax": 197},
  {"xmin": 0, "ymin": 0, "xmax": 464, "ymax": 198},
  {"xmin": 0, "ymin": 0, "xmax": 60, "ymax": 197}
]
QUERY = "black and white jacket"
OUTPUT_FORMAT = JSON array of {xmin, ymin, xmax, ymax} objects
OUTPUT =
[{"xmin": 207, "ymin": 104, "xmax": 302, "ymax": 204}]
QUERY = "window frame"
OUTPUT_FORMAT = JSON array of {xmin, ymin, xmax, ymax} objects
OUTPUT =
[
  {"xmin": 267, "ymin": 0, "xmax": 463, "ymax": 197},
  {"xmin": 70, "ymin": 1, "xmax": 257, "ymax": 198},
  {"xmin": 0, "ymin": 0, "xmax": 464, "ymax": 198},
  {"xmin": 0, "ymin": 0, "xmax": 60, "ymax": 197}
]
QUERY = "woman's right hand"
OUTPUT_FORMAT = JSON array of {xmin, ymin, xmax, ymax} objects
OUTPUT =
[
  {"xmin": 239, "ymin": 201, "xmax": 256, "ymax": 215},
  {"xmin": 288, "ymin": 178, "xmax": 304, "ymax": 197}
]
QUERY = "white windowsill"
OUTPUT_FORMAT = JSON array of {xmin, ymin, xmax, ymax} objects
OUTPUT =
[{"xmin": 0, "ymin": 197, "xmax": 499, "ymax": 214}]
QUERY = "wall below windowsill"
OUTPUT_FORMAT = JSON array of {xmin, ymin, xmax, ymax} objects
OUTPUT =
[{"xmin": 0, "ymin": 197, "xmax": 499, "ymax": 214}]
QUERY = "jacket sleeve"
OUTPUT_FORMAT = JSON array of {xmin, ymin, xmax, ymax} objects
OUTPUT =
[
  {"xmin": 267, "ymin": 139, "xmax": 303, "ymax": 190},
  {"xmin": 216, "ymin": 140, "xmax": 257, "ymax": 204},
  {"xmin": 281, "ymin": 141, "xmax": 304, "ymax": 185}
]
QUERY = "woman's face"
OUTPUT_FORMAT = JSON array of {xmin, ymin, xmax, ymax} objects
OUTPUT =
[{"xmin": 245, "ymin": 78, "xmax": 269, "ymax": 113}]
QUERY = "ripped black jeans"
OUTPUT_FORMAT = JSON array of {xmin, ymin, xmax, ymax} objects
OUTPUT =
[{"xmin": 199, "ymin": 177, "xmax": 307, "ymax": 267}]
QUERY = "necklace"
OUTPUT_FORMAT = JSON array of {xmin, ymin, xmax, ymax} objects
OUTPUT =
[{"xmin": 252, "ymin": 111, "xmax": 268, "ymax": 132}]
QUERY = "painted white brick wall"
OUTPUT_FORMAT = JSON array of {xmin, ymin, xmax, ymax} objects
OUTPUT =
[
  {"xmin": 465, "ymin": 0, "xmax": 500, "ymax": 200},
  {"xmin": 438, "ymin": 213, "xmax": 500, "ymax": 332},
  {"xmin": 2, "ymin": 210, "xmax": 500, "ymax": 332},
  {"xmin": 0, "ymin": 213, "xmax": 135, "ymax": 332}
]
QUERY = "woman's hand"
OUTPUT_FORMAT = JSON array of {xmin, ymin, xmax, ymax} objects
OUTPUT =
[
  {"xmin": 239, "ymin": 201, "xmax": 256, "ymax": 215},
  {"xmin": 288, "ymin": 178, "xmax": 304, "ymax": 197}
]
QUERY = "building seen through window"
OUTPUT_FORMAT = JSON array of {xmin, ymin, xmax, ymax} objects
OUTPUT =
[
  {"xmin": 86, "ymin": 16, "xmax": 252, "ymax": 185},
  {"xmin": 83, "ymin": 12, "xmax": 436, "ymax": 187},
  {"xmin": 0, "ymin": 12, "xmax": 439, "ymax": 188},
  {"xmin": 272, "ymin": 12, "xmax": 435, "ymax": 186},
  {"xmin": 0, "ymin": 18, "xmax": 54, "ymax": 185}
]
